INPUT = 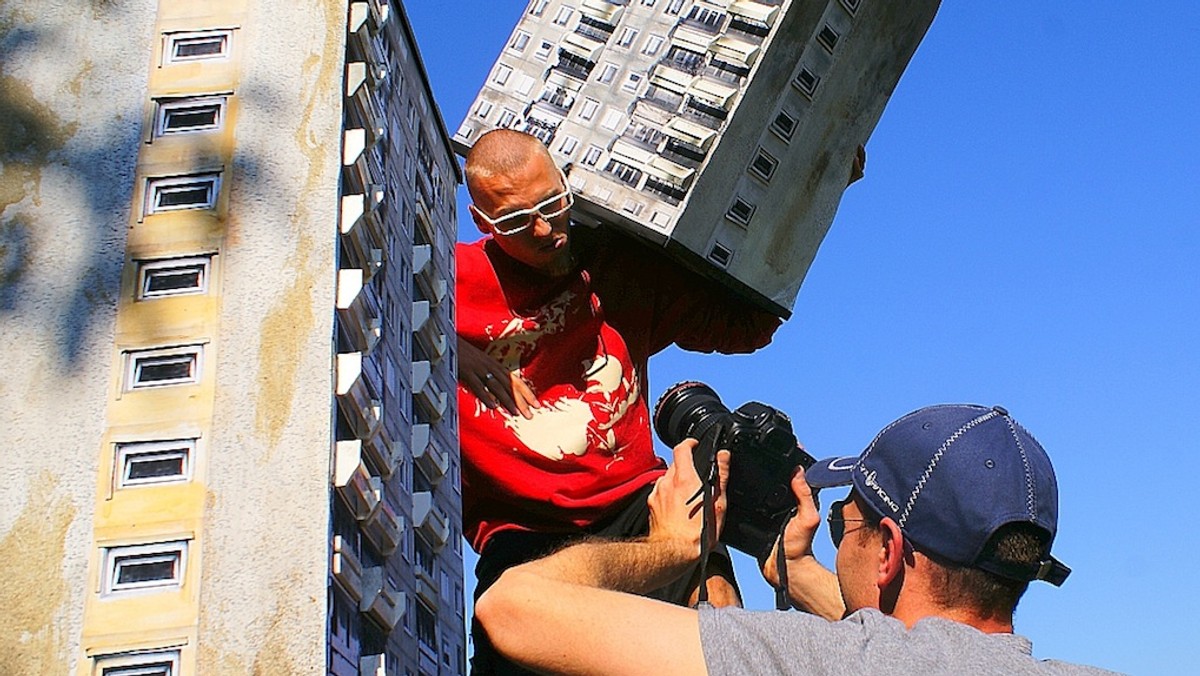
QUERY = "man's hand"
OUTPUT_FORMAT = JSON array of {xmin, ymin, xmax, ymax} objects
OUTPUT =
[
  {"xmin": 648, "ymin": 439, "xmax": 731, "ymax": 558},
  {"xmin": 456, "ymin": 335, "xmax": 537, "ymax": 419},
  {"xmin": 760, "ymin": 466, "xmax": 846, "ymax": 620}
]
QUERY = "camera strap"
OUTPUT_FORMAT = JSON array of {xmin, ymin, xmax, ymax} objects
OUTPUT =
[
  {"xmin": 774, "ymin": 507, "xmax": 798, "ymax": 610},
  {"xmin": 690, "ymin": 426, "xmax": 724, "ymax": 608}
]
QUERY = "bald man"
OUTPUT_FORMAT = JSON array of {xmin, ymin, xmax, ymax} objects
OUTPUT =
[{"xmin": 455, "ymin": 129, "xmax": 781, "ymax": 674}]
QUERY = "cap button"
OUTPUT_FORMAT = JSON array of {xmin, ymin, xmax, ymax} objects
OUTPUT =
[{"xmin": 992, "ymin": 405, "xmax": 1009, "ymax": 416}]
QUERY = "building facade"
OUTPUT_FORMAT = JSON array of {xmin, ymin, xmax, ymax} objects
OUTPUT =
[
  {"xmin": 454, "ymin": 0, "xmax": 939, "ymax": 315},
  {"xmin": 0, "ymin": 1, "xmax": 463, "ymax": 675}
]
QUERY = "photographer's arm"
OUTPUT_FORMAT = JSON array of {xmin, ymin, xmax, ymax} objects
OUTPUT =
[
  {"xmin": 475, "ymin": 441, "xmax": 728, "ymax": 676},
  {"xmin": 760, "ymin": 467, "xmax": 846, "ymax": 621}
]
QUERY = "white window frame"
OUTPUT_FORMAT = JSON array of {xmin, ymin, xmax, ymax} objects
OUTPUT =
[
  {"xmin": 116, "ymin": 439, "xmax": 196, "ymax": 488},
  {"xmin": 582, "ymin": 145, "xmax": 603, "ymax": 166},
  {"xmin": 103, "ymin": 541, "xmax": 188, "ymax": 595},
  {"xmin": 530, "ymin": 0, "xmax": 550, "ymax": 16},
  {"xmin": 515, "ymin": 74, "xmax": 536, "ymax": 97},
  {"xmin": 666, "ymin": 0, "xmax": 685, "ymax": 15},
  {"xmin": 155, "ymin": 96, "xmax": 226, "ymax": 137},
  {"xmin": 749, "ymin": 148, "xmax": 779, "ymax": 183},
  {"xmin": 792, "ymin": 66, "xmax": 820, "ymax": 98},
  {"xmin": 597, "ymin": 62, "xmax": 619, "ymax": 84},
  {"xmin": 474, "ymin": 100, "xmax": 493, "ymax": 119},
  {"xmin": 137, "ymin": 256, "xmax": 211, "ymax": 299},
  {"xmin": 617, "ymin": 27, "xmax": 639, "ymax": 48},
  {"xmin": 621, "ymin": 73, "xmax": 643, "ymax": 94},
  {"xmin": 491, "ymin": 64, "xmax": 513, "ymax": 87},
  {"xmin": 508, "ymin": 30, "xmax": 531, "ymax": 53},
  {"xmin": 557, "ymin": 135, "xmax": 580, "ymax": 156},
  {"xmin": 642, "ymin": 34, "xmax": 665, "ymax": 56},
  {"xmin": 600, "ymin": 110, "xmax": 624, "ymax": 131},
  {"xmin": 95, "ymin": 650, "xmax": 181, "ymax": 676},
  {"xmin": 578, "ymin": 98, "xmax": 600, "ymax": 121},
  {"xmin": 163, "ymin": 29, "xmax": 232, "ymax": 65},
  {"xmin": 497, "ymin": 109, "xmax": 518, "ymax": 128},
  {"xmin": 534, "ymin": 40, "xmax": 554, "ymax": 60},
  {"xmin": 145, "ymin": 174, "xmax": 220, "ymax": 215},
  {"xmin": 770, "ymin": 110, "xmax": 798, "ymax": 142},
  {"xmin": 553, "ymin": 6, "xmax": 575, "ymax": 25},
  {"xmin": 125, "ymin": 345, "xmax": 204, "ymax": 391}
]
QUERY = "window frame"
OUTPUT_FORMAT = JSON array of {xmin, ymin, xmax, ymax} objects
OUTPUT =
[
  {"xmin": 155, "ymin": 96, "xmax": 227, "ymax": 137},
  {"xmin": 136, "ymin": 255, "xmax": 211, "ymax": 300},
  {"xmin": 116, "ymin": 439, "xmax": 197, "ymax": 488},
  {"xmin": 163, "ymin": 29, "xmax": 232, "ymax": 65},
  {"xmin": 95, "ymin": 649, "xmax": 182, "ymax": 676},
  {"xmin": 103, "ymin": 541, "xmax": 188, "ymax": 596},
  {"xmin": 125, "ymin": 345, "xmax": 204, "ymax": 391},
  {"xmin": 145, "ymin": 174, "xmax": 221, "ymax": 215}
]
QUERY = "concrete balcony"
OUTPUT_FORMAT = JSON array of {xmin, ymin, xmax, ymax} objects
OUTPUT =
[
  {"xmin": 359, "ymin": 566, "xmax": 405, "ymax": 630},
  {"xmin": 412, "ymin": 361, "xmax": 448, "ymax": 421},
  {"xmin": 331, "ymin": 535, "xmax": 363, "ymax": 603},
  {"xmin": 336, "ymin": 353, "xmax": 381, "ymax": 439},
  {"xmin": 333, "ymin": 443, "xmax": 381, "ymax": 520},
  {"xmin": 362, "ymin": 498, "xmax": 403, "ymax": 555},
  {"xmin": 412, "ymin": 490, "xmax": 450, "ymax": 547},
  {"xmin": 339, "ymin": 191, "xmax": 385, "ymax": 281},
  {"xmin": 415, "ymin": 566, "xmax": 439, "ymax": 607},
  {"xmin": 336, "ymin": 269, "xmax": 381, "ymax": 354},
  {"xmin": 360, "ymin": 426, "xmax": 399, "ymax": 479},
  {"xmin": 413, "ymin": 428, "xmax": 449, "ymax": 484}
]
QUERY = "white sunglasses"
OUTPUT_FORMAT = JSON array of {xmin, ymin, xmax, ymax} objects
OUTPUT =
[{"xmin": 472, "ymin": 168, "xmax": 574, "ymax": 236}]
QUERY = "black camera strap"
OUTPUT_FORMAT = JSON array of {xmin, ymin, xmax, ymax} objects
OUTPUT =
[
  {"xmin": 690, "ymin": 425, "xmax": 725, "ymax": 608},
  {"xmin": 774, "ymin": 507, "xmax": 797, "ymax": 610}
]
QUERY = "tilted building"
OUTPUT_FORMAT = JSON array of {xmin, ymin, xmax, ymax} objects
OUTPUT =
[
  {"xmin": 0, "ymin": 1, "xmax": 464, "ymax": 674},
  {"xmin": 454, "ymin": 0, "xmax": 939, "ymax": 315}
]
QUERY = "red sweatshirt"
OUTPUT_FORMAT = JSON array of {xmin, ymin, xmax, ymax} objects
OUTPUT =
[{"xmin": 456, "ymin": 228, "xmax": 780, "ymax": 552}]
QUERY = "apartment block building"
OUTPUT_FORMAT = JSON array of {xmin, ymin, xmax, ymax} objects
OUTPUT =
[
  {"xmin": 455, "ymin": 0, "xmax": 939, "ymax": 315},
  {"xmin": 0, "ymin": 1, "xmax": 463, "ymax": 675}
]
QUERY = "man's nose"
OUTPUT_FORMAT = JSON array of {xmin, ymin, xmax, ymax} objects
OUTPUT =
[{"xmin": 530, "ymin": 213, "xmax": 553, "ymax": 237}]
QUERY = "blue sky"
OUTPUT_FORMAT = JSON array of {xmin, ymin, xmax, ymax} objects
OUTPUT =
[{"xmin": 406, "ymin": 3, "xmax": 1200, "ymax": 673}]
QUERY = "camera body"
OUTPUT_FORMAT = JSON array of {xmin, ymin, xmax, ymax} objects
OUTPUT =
[{"xmin": 653, "ymin": 381, "xmax": 815, "ymax": 563}]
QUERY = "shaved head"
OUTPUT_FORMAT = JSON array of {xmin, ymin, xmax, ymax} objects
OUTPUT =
[{"xmin": 465, "ymin": 129, "xmax": 555, "ymax": 202}]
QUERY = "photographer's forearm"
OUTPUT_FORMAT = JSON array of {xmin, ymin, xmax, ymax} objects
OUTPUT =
[
  {"xmin": 514, "ymin": 535, "xmax": 698, "ymax": 593},
  {"xmin": 786, "ymin": 556, "xmax": 846, "ymax": 620}
]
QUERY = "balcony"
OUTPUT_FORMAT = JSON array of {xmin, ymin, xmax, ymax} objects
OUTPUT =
[
  {"xmin": 336, "ymin": 269, "xmax": 381, "ymax": 354},
  {"xmin": 359, "ymin": 654, "xmax": 387, "ymax": 676},
  {"xmin": 413, "ymin": 490, "xmax": 450, "ymax": 547},
  {"xmin": 415, "ymin": 566, "xmax": 439, "ymax": 607},
  {"xmin": 362, "ymin": 498, "xmax": 403, "ymax": 555},
  {"xmin": 413, "ymin": 361, "xmax": 449, "ymax": 421},
  {"xmin": 412, "ymin": 243, "xmax": 432, "ymax": 276},
  {"xmin": 333, "ymin": 444, "xmax": 381, "ymax": 519},
  {"xmin": 336, "ymin": 353, "xmax": 381, "ymax": 439},
  {"xmin": 359, "ymin": 566, "xmax": 405, "ymax": 630},
  {"xmin": 331, "ymin": 535, "xmax": 363, "ymax": 602},
  {"xmin": 412, "ymin": 300, "xmax": 431, "ymax": 333},
  {"xmin": 339, "ymin": 191, "xmax": 385, "ymax": 280},
  {"xmin": 414, "ymin": 434, "xmax": 449, "ymax": 484},
  {"xmin": 360, "ymin": 427, "xmax": 399, "ymax": 478}
]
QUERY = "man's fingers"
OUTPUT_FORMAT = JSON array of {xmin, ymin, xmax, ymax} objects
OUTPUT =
[
  {"xmin": 714, "ymin": 449, "xmax": 731, "ymax": 497},
  {"xmin": 511, "ymin": 376, "xmax": 537, "ymax": 420},
  {"xmin": 671, "ymin": 438, "xmax": 700, "ymax": 479}
]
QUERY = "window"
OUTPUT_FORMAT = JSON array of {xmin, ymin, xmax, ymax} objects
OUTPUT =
[
  {"xmin": 792, "ymin": 67, "xmax": 820, "ymax": 98},
  {"xmin": 137, "ymin": 256, "xmax": 210, "ymax": 299},
  {"xmin": 817, "ymin": 24, "xmax": 840, "ymax": 53},
  {"xmin": 530, "ymin": 0, "xmax": 550, "ymax": 15},
  {"xmin": 582, "ymin": 145, "xmax": 603, "ymax": 166},
  {"xmin": 103, "ymin": 541, "xmax": 187, "ymax": 595},
  {"xmin": 578, "ymin": 98, "xmax": 600, "ymax": 121},
  {"xmin": 164, "ymin": 30, "xmax": 231, "ymax": 64},
  {"xmin": 491, "ymin": 64, "xmax": 513, "ymax": 86},
  {"xmin": 96, "ymin": 650, "xmax": 181, "ymax": 676},
  {"xmin": 604, "ymin": 160, "xmax": 642, "ymax": 186},
  {"xmin": 621, "ymin": 199, "xmax": 644, "ymax": 216},
  {"xmin": 116, "ymin": 439, "xmax": 195, "ymax": 488},
  {"xmin": 126, "ymin": 345, "xmax": 203, "ymax": 390},
  {"xmin": 557, "ymin": 135, "xmax": 580, "ymax": 156},
  {"xmin": 749, "ymin": 148, "xmax": 779, "ymax": 182},
  {"xmin": 417, "ymin": 601, "xmax": 438, "ymax": 650},
  {"xmin": 642, "ymin": 0, "xmax": 656, "ymax": 5},
  {"xmin": 708, "ymin": 243, "xmax": 733, "ymax": 267},
  {"xmin": 839, "ymin": 0, "xmax": 860, "ymax": 15},
  {"xmin": 508, "ymin": 31, "xmax": 531, "ymax": 53},
  {"xmin": 145, "ymin": 174, "xmax": 220, "ymax": 214},
  {"xmin": 726, "ymin": 197, "xmax": 756, "ymax": 226},
  {"xmin": 474, "ymin": 100, "xmax": 493, "ymax": 119},
  {"xmin": 600, "ymin": 110, "xmax": 624, "ymax": 131},
  {"xmin": 515, "ymin": 74, "xmax": 536, "ymax": 97},
  {"xmin": 597, "ymin": 62, "xmax": 619, "ymax": 84},
  {"xmin": 616, "ymin": 27, "xmax": 639, "ymax": 48},
  {"xmin": 553, "ymin": 6, "xmax": 574, "ymax": 25},
  {"xmin": 642, "ymin": 34, "xmax": 665, "ymax": 56},
  {"xmin": 156, "ymin": 96, "xmax": 225, "ymax": 136},
  {"xmin": 497, "ymin": 109, "xmax": 518, "ymax": 128},
  {"xmin": 666, "ymin": 0, "xmax": 684, "ymax": 15},
  {"xmin": 621, "ymin": 73, "xmax": 643, "ymax": 94},
  {"xmin": 770, "ymin": 110, "xmax": 798, "ymax": 142},
  {"xmin": 534, "ymin": 40, "xmax": 554, "ymax": 60}
]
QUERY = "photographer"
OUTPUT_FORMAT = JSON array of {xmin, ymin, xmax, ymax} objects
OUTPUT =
[{"xmin": 475, "ymin": 404, "xmax": 1118, "ymax": 675}]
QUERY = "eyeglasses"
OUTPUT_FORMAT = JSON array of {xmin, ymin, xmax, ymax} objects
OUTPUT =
[
  {"xmin": 827, "ymin": 497, "xmax": 876, "ymax": 548},
  {"xmin": 472, "ymin": 168, "xmax": 574, "ymax": 236}
]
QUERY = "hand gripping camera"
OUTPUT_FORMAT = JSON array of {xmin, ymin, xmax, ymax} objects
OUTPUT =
[{"xmin": 653, "ymin": 381, "xmax": 815, "ymax": 564}]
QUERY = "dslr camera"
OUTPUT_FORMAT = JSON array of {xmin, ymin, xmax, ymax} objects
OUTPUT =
[{"xmin": 653, "ymin": 381, "xmax": 815, "ymax": 563}]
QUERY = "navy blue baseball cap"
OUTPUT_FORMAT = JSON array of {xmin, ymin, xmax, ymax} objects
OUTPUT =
[{"xmin": 805, "ymin": 404, "xmax": 1071, "ymax": 586}]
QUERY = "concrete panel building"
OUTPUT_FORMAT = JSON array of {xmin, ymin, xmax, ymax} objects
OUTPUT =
[
  {"xmin": 454, "ymin": 0, "xmax": 939, "ymax": 315},
  {"xmin": 0, "ymin": 1, "xmax": 463, "ymax": 674}
]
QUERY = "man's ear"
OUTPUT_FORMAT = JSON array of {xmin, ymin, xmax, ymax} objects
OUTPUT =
[
  {"xmin": 468, "ymin": 204, "xmax": 492, "ymax": 235},
  {"xmin": 876, "ymin": 518, "xmax": 906, "ymax": 588}
]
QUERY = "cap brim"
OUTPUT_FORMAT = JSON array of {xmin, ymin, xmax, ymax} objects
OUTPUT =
[{"xmin": 803, "ymin": 456, "xmax": 859, "ymax": 489}]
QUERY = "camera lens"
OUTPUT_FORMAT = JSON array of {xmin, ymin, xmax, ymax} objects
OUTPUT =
[{"xmin": 652, "ymin": 381, "xmax": 730, "ymax": 448}]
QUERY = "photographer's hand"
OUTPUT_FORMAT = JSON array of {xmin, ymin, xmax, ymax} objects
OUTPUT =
[
  {"xmin": 457, "ymin": 334, "xmax": 537, "ymax": 419},
  {"xmin": 760, "ymin": 466, "xmax": 845, "ymax": 620},
  {"xmin": 648, "ymin": 439, "xmax": 731, "ymax": 556}
]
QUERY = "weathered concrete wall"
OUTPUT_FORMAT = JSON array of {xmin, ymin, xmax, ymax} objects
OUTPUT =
[
  {"xmin": 0, "ymin": 1, "xmax": 157, "ymax": 673},
  {"xmin": 195, "ymin": 0, "xmax": 344, "ymax": 672}
]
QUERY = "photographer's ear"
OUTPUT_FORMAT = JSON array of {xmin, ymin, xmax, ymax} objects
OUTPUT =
[{"xmin": 877, "ymin": 518, "xmax": 906, "ymax": 588}]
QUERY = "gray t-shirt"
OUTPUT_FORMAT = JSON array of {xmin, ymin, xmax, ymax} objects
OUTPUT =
[{"xmin": 699, "ymin": 607, "xmax": 1120, "ymax": 675}]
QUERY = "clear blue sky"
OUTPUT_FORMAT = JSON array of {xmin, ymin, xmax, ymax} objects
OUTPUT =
[{"xmin": 406, "ymin": 3, "xmax": 1200, "ymax": 673}]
